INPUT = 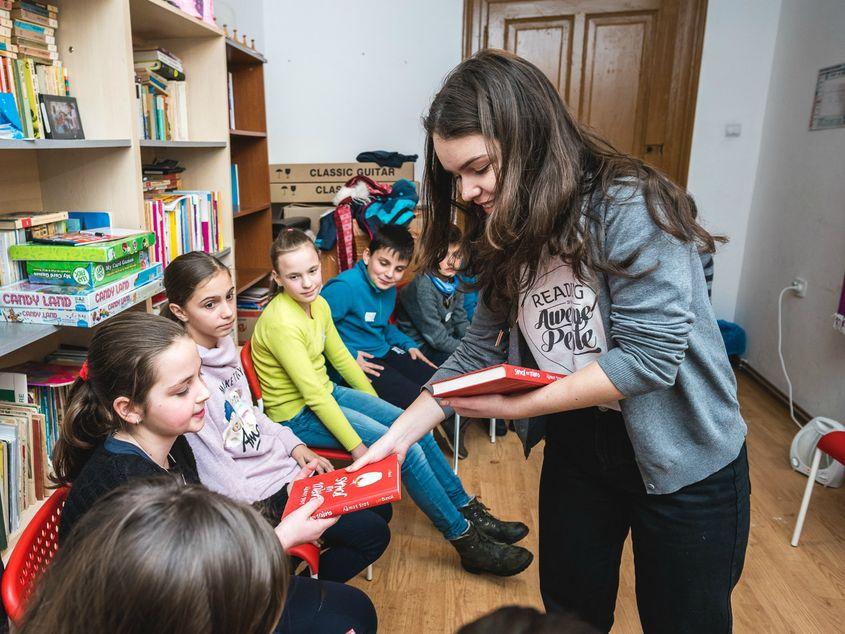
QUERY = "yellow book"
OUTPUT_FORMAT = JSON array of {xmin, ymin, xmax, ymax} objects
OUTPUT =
[
  {"xmin": 23, "ymin": 58, "xmax": 42, "ymax": 138},
  {"xmin": 168, "ymin": 208, "xmax": 178, "ymax": 262}
]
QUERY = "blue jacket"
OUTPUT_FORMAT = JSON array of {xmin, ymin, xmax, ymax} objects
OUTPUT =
[{"xmin": 321, "ymin": 260, "xmax": 417, "ymax": 358}]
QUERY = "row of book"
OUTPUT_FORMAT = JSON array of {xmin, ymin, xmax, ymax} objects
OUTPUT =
[
  {"xmin": 0, "ymin": 209, "xmax": 68, "ymax": 285},
  {"xmin": 143, "ymin": 158, "xmax": 184, "ymax": 194},
  {"xmin": 0, "ymin": 1, "xmax": 71, "ymax": 140},
  {"xmin": 0, "ymin": 358, "xmax": 77, "ymax": 541},
  {"xmin": 236, "ymin": 285, "xmax": 270, "ymax": 345},
  {"xmin": 134, "ymin": 47, "xmax": 188, "ymax": 141},
  {"xmin": 145, "ymin": 190, "xmax": 223, "ymax": 267}
]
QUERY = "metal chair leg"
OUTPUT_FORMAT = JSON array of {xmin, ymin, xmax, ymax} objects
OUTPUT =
[
  {"xmin": 490, "ymin": 418, "xmax": 496, "ymax": 443},
  {"xmin": 453, "ymin": 414, "xmax": 460, "ymax": 475},
  {"xmin": 366, "ymin": 564, "xmax": 373, "ymax": 581},
  {"xmin": 791, "ymin": 448, "xmax": 823, "ymax": 547}
]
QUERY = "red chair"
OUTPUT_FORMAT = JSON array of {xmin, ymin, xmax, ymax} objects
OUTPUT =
[
  {"xmin": 791, "ymin": 430, "xmax": 845, "ymax": 546},
  {"xmin": 2, "ymin": 486, "xmax": 70, "ymax": 625},
  {"xmin": 239, "ymin": 339, "xmax": 373, "ymax": 580}
]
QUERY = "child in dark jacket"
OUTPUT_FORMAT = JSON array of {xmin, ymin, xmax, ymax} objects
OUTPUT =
[
  {"xmin": 397, "ymin": 224, "xmax": 469, "ymax": 366},
  {"xmin": 321, "ymin": 225, "xmax": 439, "ymax": 410}
]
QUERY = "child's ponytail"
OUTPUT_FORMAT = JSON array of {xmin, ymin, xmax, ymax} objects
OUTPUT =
[
  {"xmin": 161, "ymin": 251, "xmax": 230, "ymax": 323},
  {"xmin": 52, "ymin": 313, "xmax": 188, "ymax": 485}
]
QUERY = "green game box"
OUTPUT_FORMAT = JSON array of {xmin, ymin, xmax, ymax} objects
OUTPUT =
[
  {"xmin": 9, "ymin": 231, "xmax": 156, "ymax": 263},
  {"xmin": 25, "ymin": 251, "xmax": 150, "ymax": 289}
]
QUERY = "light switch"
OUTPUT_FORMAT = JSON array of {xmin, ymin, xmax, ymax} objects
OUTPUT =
[{"xmin": 725, "ymin": 123, "xmax": 742, "ymax": 137}]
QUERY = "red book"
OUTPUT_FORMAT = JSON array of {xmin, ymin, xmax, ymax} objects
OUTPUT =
[
  {"xmin": 282, "ymin": 454, "xmax": 401, "ymax": 520},
  {"xmin": 430, "ymin": 363, "xmax": 566, "ymax": 398}
]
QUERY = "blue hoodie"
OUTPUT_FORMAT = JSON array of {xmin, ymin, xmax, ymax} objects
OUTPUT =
[{"xmin": 321, "ymin": 259, "xmax": 417, "ymax": 358}]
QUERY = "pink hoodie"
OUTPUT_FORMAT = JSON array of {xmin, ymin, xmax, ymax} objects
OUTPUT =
[{"xmin": 187, "ymin": 335, "xmax": 303, "ymax": 502}]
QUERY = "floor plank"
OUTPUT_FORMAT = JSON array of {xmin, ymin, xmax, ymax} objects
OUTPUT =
[{"xmin": 348, "ymin": 372, "xmax": 845, "ymax": 632}]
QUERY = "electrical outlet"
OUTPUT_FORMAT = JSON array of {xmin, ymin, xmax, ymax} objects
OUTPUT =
[{"xmin": 791, "ymin": 277, "xmax": 807, "ymax": 298}]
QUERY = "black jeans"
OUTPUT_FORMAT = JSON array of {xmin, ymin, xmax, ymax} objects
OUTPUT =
[
  {"xmin": 275, "ymin": 576, "xmax": 377, "ymax": 634},
  {"xmin": 369, "ymin": 348, "xmax": 438, "ymax": 409},
  {"xmin": 540, "ymin": 407, "xmax": 750, "ymax": 633}
]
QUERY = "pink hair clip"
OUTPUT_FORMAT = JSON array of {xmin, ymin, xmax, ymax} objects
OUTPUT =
[{"xmin": 79, "ymin": 359, "xmax": 89, "ymax": 381}]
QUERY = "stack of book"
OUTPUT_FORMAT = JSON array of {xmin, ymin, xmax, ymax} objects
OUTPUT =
[
  {"xmin": 236, "ymin": 285, "xmax": 270, "ymax": 345},
  {"xmin": 0, "ymin": 362, "xmax": 76, "ymax": 539},
  {"xmin": 134, "ymin": 47, "xmax": 188, "ymax": 141},
  {"xmin": 144, "ymin": 191, "xmax": 223, "ymax": 267},
  {"xmin": 143, "ymin": 158, "xmax": 185, "ymax": 194},
  {"xmin": 0, "ymin": 210, "xmax": 70, "ymax": 285},
  {"xmin": 0, "ymin": 0, "xmax": 70, "ymax": 139},
  {"xmin": 0, "ymin": 227, "xmax": 163, "ymax": 326}
]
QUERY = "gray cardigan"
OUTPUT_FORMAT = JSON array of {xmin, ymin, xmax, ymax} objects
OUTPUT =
[
  {"xmin": 397, "ymin": 274, "xmax": 468, "ymax": 354},
  {"xmin": 426, "ymin": 188, "xmax": 747, "ymax": 495}
]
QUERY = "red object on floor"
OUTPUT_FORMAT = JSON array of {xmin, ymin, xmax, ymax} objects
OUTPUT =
[{"xmin": 818, "ymin": 430, "xmax": 845, "ymax": 463}]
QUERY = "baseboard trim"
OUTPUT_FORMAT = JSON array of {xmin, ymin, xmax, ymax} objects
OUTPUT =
[{"xmin": 737, "ymin": 359, "xmax": 812, "ymax": 424}]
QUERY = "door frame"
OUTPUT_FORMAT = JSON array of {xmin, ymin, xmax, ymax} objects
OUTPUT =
[{"xmin": 461, "ymin": 0, "xmax": 708, "ymax": 186}]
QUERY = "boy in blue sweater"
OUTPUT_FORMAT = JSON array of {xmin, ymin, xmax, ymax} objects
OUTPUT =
[{"xmin": 321, "ymin": 225, "xmax": 439, "ymax": 410}]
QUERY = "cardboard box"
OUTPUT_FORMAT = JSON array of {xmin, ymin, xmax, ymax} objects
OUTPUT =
[
  {"xmin": 279, "ymin": 204, "xmax": 333, "ymax": 233},
  {"xmin": 270, "ymin": 162, "xmax": 414, "ymax": 184},
  {"xmin": 271, "ymin": 182, "xmax": 344, "ymax": 204}
]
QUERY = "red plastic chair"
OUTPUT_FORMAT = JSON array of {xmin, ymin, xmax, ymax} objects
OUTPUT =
[
  {"xmin": 239, "ymin": 339, "xmax": 373, "ymax": 580},
  {"xmin": 2, "ymin": 486, "xmax": 70, "ymax": 625},
  {"xmin": 791, "ymin": 430, "xmax": 845, "ymax": 546}
]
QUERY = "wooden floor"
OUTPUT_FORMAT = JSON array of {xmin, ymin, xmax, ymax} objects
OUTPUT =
[{"xmin": 348, "ymin": 372, "xmax": 845, "ymax": 632}]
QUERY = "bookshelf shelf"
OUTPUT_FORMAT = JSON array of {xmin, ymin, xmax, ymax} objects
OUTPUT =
[
  {"xmin": 230, "ymin": 129, "xmax": 267, "ymax": 138},
  {"xmin": 236, "ymin": 268, "xmax": 270, "ymax": 294},
  {"xmin": 139, "ymin": 140, "xmax": 228, "ymax": 148},
  {"xmin": 226, "ymin": 37, "xmax": 267, "ymax": 65},
  {"xmin": 0, "ymin": 324, "xmax": 59, "ymax": 358},
  {"xmin": 233, "ymin": 203, "xmax": 271, "ymax": 219},
  {"xmin": 129, "ymin": 0, "xmax": 222, "ymax": 40},
  {"xmin": 0, "ymin": 139, "xmax": 133, "ymax": 150}
]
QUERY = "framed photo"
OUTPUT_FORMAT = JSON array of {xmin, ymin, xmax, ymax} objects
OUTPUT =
[{"xmin": 39, "ymin": 95, "xmax": 85, "ymax": 140}]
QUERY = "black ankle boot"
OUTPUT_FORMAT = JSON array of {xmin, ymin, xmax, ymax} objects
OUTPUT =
[
  {"xmin": 461, "ymin": 498, "xmax": 529, "ymax": 544},
  {"xmin": 449, "ymin": 523, "xmax": 533, "ymax": 577}
]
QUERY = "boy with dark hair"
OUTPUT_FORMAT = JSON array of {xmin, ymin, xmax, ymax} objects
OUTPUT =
[{"xmin": 321, "ymin": 225, "xmax": 439, "ymax": 411}]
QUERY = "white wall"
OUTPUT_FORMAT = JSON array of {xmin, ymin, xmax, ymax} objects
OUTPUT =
[
  {"xmin": 733, "ymin": 0, "xmax": 845, "ymax": 420},
  {"xmin": 260, "ymin": 0, "xmax": 464, "ymax": 169},
  {"xmin": 686, "ymin": 0, "xmax": 782, "ymax": 320},
  {"xmin": 215, "ymin": 0, "xmax": 266, "ymax": 52}
]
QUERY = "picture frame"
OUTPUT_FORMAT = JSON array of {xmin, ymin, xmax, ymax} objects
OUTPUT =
[{"xmin": 39, "ymin": 95, "xmax": 85, "ymax": 140}]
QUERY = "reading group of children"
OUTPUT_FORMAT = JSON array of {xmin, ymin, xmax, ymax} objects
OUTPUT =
[{"xmin": 19, "ymin": 50, "xmax": 750, "ymax": 634}]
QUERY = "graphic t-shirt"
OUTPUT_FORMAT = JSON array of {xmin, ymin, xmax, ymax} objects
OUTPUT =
[{"xmin": 517, "ymin": 256, "xmax": 620, "ymax": 411}]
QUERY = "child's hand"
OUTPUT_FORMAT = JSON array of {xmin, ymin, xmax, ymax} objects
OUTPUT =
[
  {"xmin": 291, "ymin": 445, "xmax": 333, "ymax": 473},
  {"xmin": 409, "ymin": 347, "xmax": 438, "ymax": 369},
  {"xmin": 275, "ymin": 495, "xmax": 339, "ymax": 551},
  {"xmin": 287, "ymin": 458, "xmax": 319, "ymax": 494},
  {"xmin": 356, "ymin": 351, "xmax": 385, "ymax": 377},
  {"xmin": 350, "ymin": 442, "xmax": 368, "ymax": 461}
]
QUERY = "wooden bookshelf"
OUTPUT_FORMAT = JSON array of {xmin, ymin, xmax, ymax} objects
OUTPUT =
[
  {"xmin": 227, "ymin": 37, "xmax": 272, "ymax": 294},
  {"xmin": 0, "ymin": 0, "xmax": 238, "ymax": 555}
]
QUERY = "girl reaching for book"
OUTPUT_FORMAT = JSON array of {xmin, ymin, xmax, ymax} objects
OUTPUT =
[
  {"xmin": 161, "ymin": 251, "xmax": 390, "ymax": 584},
  {"xmin": 249, "ymin": 228, "xmax": 533, "ymax": 577},
  {"xmin": 52, "ymin": 311, "xmax": 378, "ymax": 634}
]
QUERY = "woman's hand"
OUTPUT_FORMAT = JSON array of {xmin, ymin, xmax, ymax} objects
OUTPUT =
[
  {"xmin": 349, "ymin": 442, "xmax": 368, "ymax": 461},
  {"xmin": 356, "ymin": 351, "xmax": 384, "ymax": 377},
  {"xmin": 291, "ymin": 444, "xmax": 333, "ymax": 473},
  {"xmin": 408, "ymin": 347, "xmax": 438, "ymax": 369},
  {"xmin": 274, "ymin": 495, "xmax": 339, "ymax": 551},
  {"xmin": 346, "ymin": 433, "xmax": 410, "ymax": 472}
]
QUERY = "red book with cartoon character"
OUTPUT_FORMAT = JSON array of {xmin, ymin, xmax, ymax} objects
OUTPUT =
[
  {"xmin": 282, "ymin": 455, "xmax": 401, "ymax": 519},
  {"xmin": 430, "ymin": 363, "xmax": 566, "ymax": 398}
]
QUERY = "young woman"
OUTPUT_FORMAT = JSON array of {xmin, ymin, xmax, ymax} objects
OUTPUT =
[
  {"xmin": 162, "ymin": 250, "xmax": 390, "ymax": 583},
  {"xmin": 52, "ymin": 312, "xmax": 377, "ymax": 634},
  {"xmin": 21, "ymin": 479, "xmax": 288, "ymax": 634},
  {"xmin": 251, "ymin": 228, "xmax": 533, "ymax": 577},
  {"xmin": 350, "ymin": 50, "xmax": 751, "ymax": 633},
  {"xmin": 396, "ymin": 224, "xmax": 469, "ymax": 367}
]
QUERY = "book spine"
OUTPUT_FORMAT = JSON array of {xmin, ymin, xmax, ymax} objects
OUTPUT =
[
  {"xmin": 22, "ymin": 57, "xmax": 40, "ymax": 137},
  {"xmin": 12, "ymin": 58, "xmax": 31, "ymax": 137},
  {"xmin": 313, "ymin": 490, "xmax": 401, "ymax": 519}
]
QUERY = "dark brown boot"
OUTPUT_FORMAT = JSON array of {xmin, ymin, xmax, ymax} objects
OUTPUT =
[
  {"xmin": 461, "ymin": 498, "xmax": 529, "ymax": 544},
  {"xmin": 449, "ymin": 523, "xmax": 533, "ymax": 576}
]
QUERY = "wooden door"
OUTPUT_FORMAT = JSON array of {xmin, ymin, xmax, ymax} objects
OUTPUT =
[{"xmin": 463, "ymin": 0, "xmax": 707, "ymax": 186}]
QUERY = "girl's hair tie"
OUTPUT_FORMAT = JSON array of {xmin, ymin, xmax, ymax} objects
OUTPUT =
[{"xmin": 79, "ymin": 359, "xmax": 89, "ymax": 381}]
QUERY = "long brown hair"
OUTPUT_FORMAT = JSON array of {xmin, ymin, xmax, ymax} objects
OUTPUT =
[
  {"xmin": 161, "ymin": 251, "xmax": 230, "ymax": 322},
  {"xmin": 420, "ymin": 49, "xmax": 723, "ymax": 317},
  {"xmin": 19, "ymin": 478, "xmax": 288, "ymax": 634},
  {"xmin": 51, "ymin": 312, "xmax": 189, "ymax": 485}
]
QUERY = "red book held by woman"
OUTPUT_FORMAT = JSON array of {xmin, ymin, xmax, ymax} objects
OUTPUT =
[
  {"xmin": 430, "ymin": 363, "xmax": 566, "ymax": 398},
  {"xmin": 282, "ymin": 454, "xmax": 402, "ymax": 519}
]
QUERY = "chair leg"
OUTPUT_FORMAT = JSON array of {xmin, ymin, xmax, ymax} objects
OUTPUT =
[
  {"xmin": 366, "ymin": 564, "xmax": 373, "ymax": 581},
  {"xmin": 490, "ymin": 418, "xmax": 496, "ymax": 443},
  {"xmin": 453, "ymin": 414, "xmax": 460, "ymax": 475},
  {"xmin": 791, "ymin": 448, "xmax": 823, "ymax": 547}
]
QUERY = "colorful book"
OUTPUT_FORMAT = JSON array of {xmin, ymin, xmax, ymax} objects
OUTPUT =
[
  {"xmin": 10, "ymin": 229, "xmax": 155, "ymax": 262},
  {"xmin": 282, "ymin": 455, "xmax": 401, "ymax": 520},
  {"xmin": 25, "ymin": 250, "xmax": 148, "ymax": 288},
  {"xmin": 0, "ymin": 262, "xmax": 162, "ymax": 310},
  {"xmin": 0, "ymin": 210, "xmax": 67, "ymax": 230},
  {"xmin": 0, "ymin": 275, "xmax": 163, "ymax": 326},
  {"xmin": 430, "ymin": 363, "xmax": 567, "ymax": 398}
]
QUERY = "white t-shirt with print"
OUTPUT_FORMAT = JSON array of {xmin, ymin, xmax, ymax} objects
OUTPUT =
[{"xmin": 517, "ymin": 256, "xmax": 620, "ymax": 411}]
